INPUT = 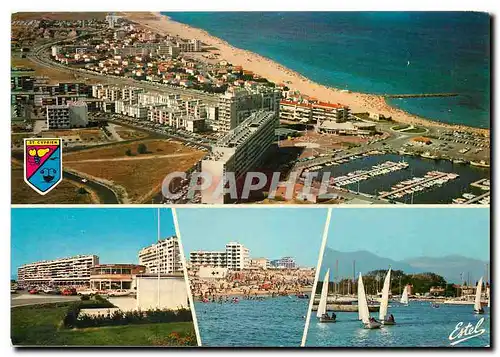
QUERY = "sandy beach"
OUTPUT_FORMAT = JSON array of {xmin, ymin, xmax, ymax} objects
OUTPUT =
[{"xmin": 121, "ymin": 12, "xmax": 489, "ymax": 137}]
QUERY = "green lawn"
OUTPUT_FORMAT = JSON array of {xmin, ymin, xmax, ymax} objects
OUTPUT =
[{"xmin": 11, "ymin": 302, "xmax": 197, "ymax": 346}]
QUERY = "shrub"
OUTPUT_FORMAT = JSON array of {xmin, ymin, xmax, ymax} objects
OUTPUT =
[
  {"xmin": 137, "ymin": 143, "xmax": 148, "ymax": 154},
  {"xmin": 80, "ymin": 295, "xmax": 90, "ymax": 301},
  {"xmin": 125, "ymin": 149, "xmax": 133, "ymax": 156}
]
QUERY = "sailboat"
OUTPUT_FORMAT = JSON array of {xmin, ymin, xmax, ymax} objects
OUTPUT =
[
  {"xmin": 380, "ymin": 269, "xmax": 396, "ymax": 325},
  {"xmin": 317, "ymin": 269, "xmax": 336, "ymax": 323},
  {"xmin": 400, "ymin": 285, "xmax": 409, "ymax": 305},
  {"xmin": 358, "ymin": 273, "xmax": 382, "ymax": 329},
  {"xmin": 474, "ymin": 277, "xmax": 485, "ymax": 314},
  {"xmin": 487, "ymin": 287, "xmax": 490, "ymax": 308}
]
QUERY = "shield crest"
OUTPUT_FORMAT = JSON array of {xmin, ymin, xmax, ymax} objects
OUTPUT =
[{"xmin": 24, "ymin": 138, "xmax": 63, "ymax": 195}]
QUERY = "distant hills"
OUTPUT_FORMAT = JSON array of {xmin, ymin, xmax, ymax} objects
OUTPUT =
[{"xmin": 320, "ymin": 248, "xmax": 489, "ymax": 284}]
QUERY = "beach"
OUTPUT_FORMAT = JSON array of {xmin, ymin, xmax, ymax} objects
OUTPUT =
[{"xmin": 121, "ymin": 12, "xmax": 489, "ymax": 137}]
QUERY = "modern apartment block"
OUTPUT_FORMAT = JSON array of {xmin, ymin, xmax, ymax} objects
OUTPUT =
[
  {"xmin": 114, "ymin": 101, "xmax": 148, "ymax": 118},
  {"xmin": 280, "ymin": 99, "xmax": 350, "ymax": 124},
  {"xmin": 17, "ymin": 255, "xmax": 99, "ymax": 287},
  {"xmin": 190, "ymin": 251, "xmax": 227, "ymax": 268},
  {"xmin": 201, "ymin": 110, "xmax": 276, "ymax": 204},
  {"xmin": 270, "ymin": 256, "xmax": 296, "ymax": 269},
  {"xmin": 46, "ymin": 101, "xmax": 88, "ymax": 129},
  {"xmin": 138, "ymin": 236, "xmax": 183, "ymax": 275},
  {"xmin": 189, "ymin": 242, "xmax": 250, "ymax": 271},
  {"xmin": 225, "ymin": 242, "xmax": 250, "ymax": 270},
  {"xmin": 216, "ymin": 86, "xmax": 281, "ymax": 133}
]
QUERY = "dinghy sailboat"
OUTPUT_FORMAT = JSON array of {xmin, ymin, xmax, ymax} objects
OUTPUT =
[
  {"xmin": 400, "ymin": 285, "xmax": 409, "ymax": 305},
  {"xmin": 358, "ymin": 273, "xmax": 381, "ymax": 329},
  {"xmin": 380, "ymin": 268, "xmax": 395, "ymax": 325},
  {"xmin": 474, "ymin": 277, "xmax": 485, "ymax": 314},
  {"xmin": 317, "ymin": 269, "xmax": 336, "ymax": 323}
]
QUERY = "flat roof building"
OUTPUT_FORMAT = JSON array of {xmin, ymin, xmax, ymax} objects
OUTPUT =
[
  {"xmin": 138, "ymin": 236, "xmax": 183, "ymax": 275},
  {"xmin": 201, "ymin": 110, "xmax": 276, "ymax": 204},
  {"xmin": 90, "ymin": 264, "xmax": 146, "ymax": 291},
  {"xmin": 17, "ymin": 255, "xmax": 99, "ymax": 287}
]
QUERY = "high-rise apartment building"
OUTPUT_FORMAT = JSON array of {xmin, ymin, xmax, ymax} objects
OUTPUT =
[{"xmin": 138, "ymin": 237, "xmax": 183, "ymax": 275}]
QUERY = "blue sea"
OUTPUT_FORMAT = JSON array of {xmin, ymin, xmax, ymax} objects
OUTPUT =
[
  {"xmin": 194, "ymin": 296, "xmax": 309, "ymax": 347},
  {"xmin": 164, "ymin": 12, "xmax": 491, "ymax": 128},
  {"xmin": 306, "ymin": 302, "xmax": 490, "ymax": 347}
]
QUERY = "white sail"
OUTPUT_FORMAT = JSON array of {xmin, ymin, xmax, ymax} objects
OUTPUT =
[
  {"xmin": 317, "ymin": 269, "xmax": 330, "ymax": 318},
  {"xmin": 379, "ymin": 268, "xmax": 391, "ymax": 321},
  {"xmin": 400, "ymin": 285, "xmax": 409, "ymax": 305},
  {"xmin": 487, "ymin": 287, "xmax": 490, "ymax": 308},
  {"xmin": 357, "ymin": 273, "xmax": 370, "ymax": 324},
  {"xmin": 474, "ymin": 277, "xmax": 483, "ymax": 311}
]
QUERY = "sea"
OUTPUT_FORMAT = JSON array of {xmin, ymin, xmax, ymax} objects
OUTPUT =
[
  {"xmin": 306, "ymin": 303, "xmax": 490, "ymax": 347},
  {"xmin": 194, "ymin": 296, "xmax": 309, "ymax": 347},
  {"xmin": 164, "ymin": 12, "xmax": 491, "ymax": 128},
  {"xmin": 314, "ymin": 154, "xmax": 490, "ymax": 204}
]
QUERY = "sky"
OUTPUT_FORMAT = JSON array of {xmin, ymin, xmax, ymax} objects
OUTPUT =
[
  {"xmin": 11, "ymin": 208, "xmax": 175, "ymax": 277},
  {"xmin": 327, "ymin": 207, "xmax": 489, "ymax": 261},
  {"xmin": 175, "ymin": 208, "xmax": 329, "ymax": 267}
]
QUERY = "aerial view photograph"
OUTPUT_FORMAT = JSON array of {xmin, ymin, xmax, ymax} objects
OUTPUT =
[
  {"xmin": 175, "ymin": 207, "xmax": 330, "ymax": 346},
  {"xmin": 10, "ymin": 11, "xmax": 490, "ymax": 205},
  {"xmin": 11, "ymin": 207, "xmax": 198, "ymax": 346},
  {"xmin": 304, "ymin": 207, "xmax": 490, "ymax": 347}
]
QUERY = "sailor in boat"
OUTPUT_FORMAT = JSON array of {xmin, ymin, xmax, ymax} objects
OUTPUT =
[
  {"xmin": 369, "ymin": 316, "xmax": 381, "ymax": 325},
  {"xmin": 475, "ymin": 306, "xmax": 485, "ymax": 314},
  {"xmin": 385, "ymin": 314, "xmax": 395, "ymax": 323}
]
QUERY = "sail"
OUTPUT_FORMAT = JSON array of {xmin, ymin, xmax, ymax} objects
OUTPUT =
[
  {"xmin": 357, "ymin": 273, "xmax": 370, "ymax": 324},
  {"xmin": 474, "ymin": 277, "xmax": 483, "ymax": 311},
  {"xmin": 379, "ymin": 268, "xmax": 391, "ymax": 320},
  {"xmin": 400, "ymin": 285, "xmax": 409, "ymax": 304},
  {"xmin": 487, "ymin": 287, "xmax": 490, "ymax": 308},
  {"xmin": 317, "ymin": 269, "xmax": 330, "ymax": 318}
]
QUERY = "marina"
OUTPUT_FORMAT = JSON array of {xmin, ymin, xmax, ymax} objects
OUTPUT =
[{"xmin": 313, "ymin": 153, "xmax": 490, "ymax": 204}]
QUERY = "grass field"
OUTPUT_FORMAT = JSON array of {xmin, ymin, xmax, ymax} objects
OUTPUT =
[
  {"xmin": 64, "ymin": 139, "xmax": 205, "ymax": 203},
  {"xmin": 11, "ymin": 302, "xmax": 196, "ymax": 346},
  {"xmin": 41, "ymin": 129, "xmax": 108, "ymax": 142},
  {"xmin": 11, "ymin": 160, "xmax": 99, "ymax": 204},
  {"xmin": 116, "ymin": 129, "xmax": 148, "ymax": 141}
]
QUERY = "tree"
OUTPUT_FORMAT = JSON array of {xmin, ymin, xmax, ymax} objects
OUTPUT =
[{"xmin": 137, "ymin": 143, "xmax": 148, "ymax": 154}]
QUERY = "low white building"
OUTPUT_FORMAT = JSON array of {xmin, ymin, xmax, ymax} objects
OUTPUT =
[{"xmin": 135, "ymin": 274, "xmax": 189, "ymax": 310}]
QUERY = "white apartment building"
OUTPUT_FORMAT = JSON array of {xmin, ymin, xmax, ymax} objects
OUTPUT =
[
  {"xmin": 272, "ymin": 256, "xmax": 296, "ymax": 269},
  {"xmin": 249, "ymin": 258, "xmax": 270, "ymax": 270},
  {"xmin": 114, "ymin": 100, "xmax": 148, "ymax": 118},
  {"xmin": 225, "ymin": 242, "xmax": 250, "ymax": 271},
  {"xmin": 17, "ymin": 255, "xmax": 99, "ymax": 287},
  {"xmin": 175, "ymin": 39, "xmax": 201, "ymax": 52},
  {"xmin": 216, "ymin": 86, "xmax": 281, "ymax": 133},
  {"xmin": 138, "ymin": 92, "xmax": 181, "ymax": 106},
  {"xmin": 190, "ymin": 251, "xmax": 227, "ymax": 268},
  {"xmin": 138, "ymin": 237, "xmax": 182, "ymax": 275},
  {"xmin": 46, "ymin": 101, "xmax": 88, "ymax": 129},
  {"xmin": 201, "ymin": 110, "xmax": 276, "ymax": 204},
  {"xmin": 122, "ymin": 87, "xmax": 144, "ymax": 102},
  {"xmin": 280, "ymin": 100, "xmax": 350, "ymax": 124}
]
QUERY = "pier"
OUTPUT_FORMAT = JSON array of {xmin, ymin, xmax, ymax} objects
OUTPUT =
[
  {"xmin": 378, "ymin": 172, "xmax": 450, "ymax": 199},
  {"xmin": 470, "ymin": 178, "xmax": 490, "ymax": 191},
  {"xmin": 333, "ymin": 161, "xmax": 408, "ymax": 187},
  {"xmin": 383, "ymin": 93, "xmax": 459, "ymax": 99},
  {"xmin": 464, "ymin": 191, "xmax": 490, "ymax": 205}
]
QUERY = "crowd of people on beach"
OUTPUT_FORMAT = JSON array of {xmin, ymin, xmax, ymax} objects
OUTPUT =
[{"xmin": 190, "ymin": 268, "xmax": 314, "ymax": 302}]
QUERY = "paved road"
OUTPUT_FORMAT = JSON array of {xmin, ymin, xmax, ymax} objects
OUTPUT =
[
  {"xmin": 63, "ymin": 171, "xmax": 119, "ymax": 204},
  {"xmin": 11, "ymin": 293, "xmax": 80, "ymax": 307}
]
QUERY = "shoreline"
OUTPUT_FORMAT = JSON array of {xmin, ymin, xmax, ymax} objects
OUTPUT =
[{"xmin": 121, "ymin": 12, "xmax": 489, "ymax": 137}]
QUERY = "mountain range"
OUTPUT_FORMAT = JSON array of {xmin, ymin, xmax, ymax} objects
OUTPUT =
[{"xmin": 320, "ymin": 248, "xmax": 489, "ymax": 284}]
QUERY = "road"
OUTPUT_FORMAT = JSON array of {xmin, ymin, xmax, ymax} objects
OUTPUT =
[
  {"xmin": 63, "ymin": 171, "xmax": 119, "ymax": 204},
  {"xmin": 11, "ymin": 293, "xmax": 80, "ymax": 307},
  {"xmin": 65, "ymin": 152, "xmax": 198, "ymax": 163},
  {"xmin": 28, "ymin": 32, "xmax": 219, "ymax": 104}
]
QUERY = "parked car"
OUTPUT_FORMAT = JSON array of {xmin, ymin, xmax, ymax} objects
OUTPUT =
[
  {"xmin": 108, "ymin": 289, "xmax": 131, "ymax": 297},
  {"xmin": 61, "ymin": 288, "xmax": 77, "ymax": 296},
  {"xmin": 28, "ymin": 288, "xmax": 39, "ymax": 295},
  {"xmin": 43, "ymin": 288, "xmax": 58, "ymax": 294},
  {"xmin": 78, "ymin": 289, "xmax": 96, "ymax": 296}
]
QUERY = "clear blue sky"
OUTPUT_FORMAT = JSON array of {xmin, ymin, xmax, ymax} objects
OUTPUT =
[
  {"xmin": 11, "ymin": 208, "xmax": 175, "ymax": 277},
  {"xmin": 327, "ymin": 208, "xmax": 489, "ymax": 261},
  {"xmin": 176, "ymin": 208, "xmax": 329, "ymax": 267}
]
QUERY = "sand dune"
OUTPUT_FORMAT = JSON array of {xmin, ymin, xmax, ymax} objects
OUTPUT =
[{"xmin": 121, "ymin": 12, "xmax": 489, "ymax": 137}]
